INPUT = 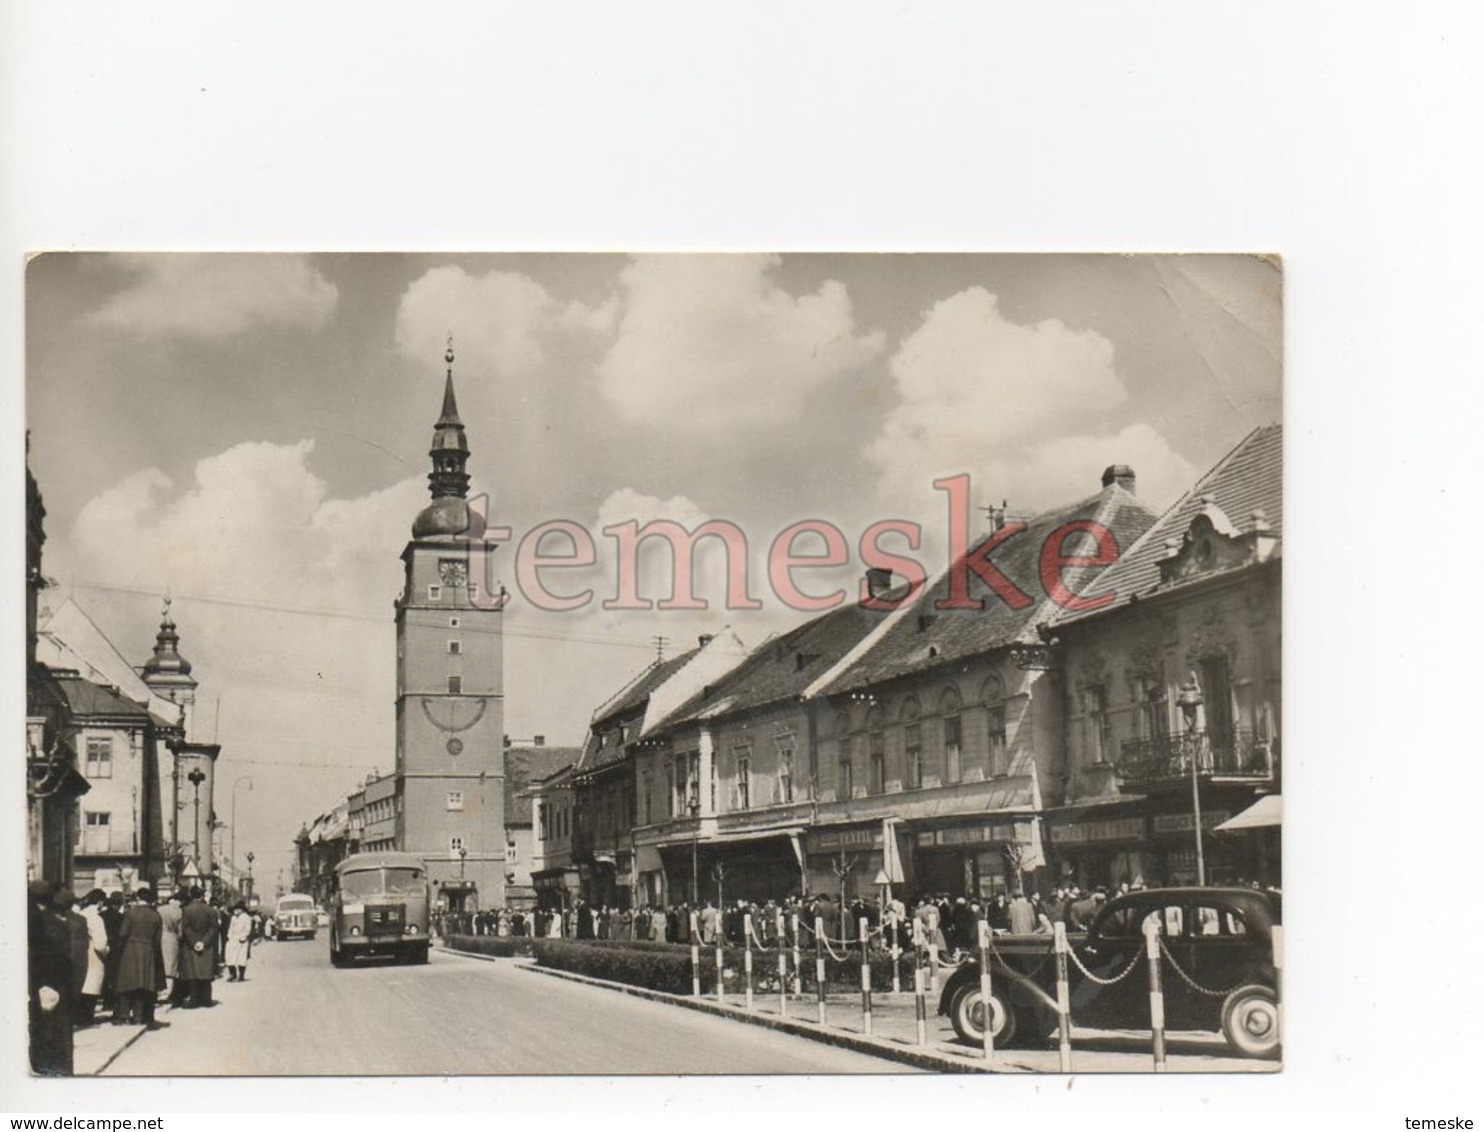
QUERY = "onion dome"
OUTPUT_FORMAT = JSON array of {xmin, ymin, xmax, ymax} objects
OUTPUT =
[{"xmin": 141, "ymin": 597, "xmax": 197, "ymax": 691}]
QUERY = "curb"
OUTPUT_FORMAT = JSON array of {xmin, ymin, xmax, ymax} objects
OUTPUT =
[
  {"xmin": 84, "ymin": 1024, "xmax": 147, "ymax": 1077},
  {"xmin": 441, "ymin": 945, "xmax": 993, "ymax": 1074}
]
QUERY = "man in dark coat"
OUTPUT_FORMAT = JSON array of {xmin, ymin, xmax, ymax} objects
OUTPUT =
[
  {"xmin": 28, "ymin": 880, "xmax": 74, "ymax": 1076},
  {"xmin": 99, "ymin": 890, "xmax": 125, "ymax": 1017},
  {"xmin": 115, "ymin": 888, "xmax": 167, "ymax": 1028},
  {"xmin": 178, "ymin": 887, "xmax": 219, "ymax": 1008},
  {"xmin": 55, "ymin": 889, "xmax": 89, "ymax": 1026}
]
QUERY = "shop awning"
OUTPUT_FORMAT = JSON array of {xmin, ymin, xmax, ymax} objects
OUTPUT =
[{"xmin": 1215, "ymin": 794, "xmax": 1282, "ymax": 831}]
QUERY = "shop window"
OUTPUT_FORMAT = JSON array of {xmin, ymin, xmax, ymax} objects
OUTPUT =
[{"xmin": 82, "ymin": 811, "xmax": 111, "ymax": 854}]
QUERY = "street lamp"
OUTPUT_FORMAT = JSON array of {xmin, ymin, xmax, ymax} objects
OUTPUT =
[
  {"xmin": 187, "ymin": 767, "xmax": 206, "ymax": 864},
  {"xmin": 688, "ymin": 801, "xmax": 700, "ymax": 906},
  {"xmin": 231, "ymin": 775, "xmax": 253, "ymax": 885},
  {"xmin": 245, "ymin": 850, "xmax": 255, "ymax": 900},
  {"xmin": 458, "ymin": 845, "xmax": 467, "ymax": 879},
  {"xmin": 1176, "ymin": 673, "xmax": 1206, "ymax": 887}
]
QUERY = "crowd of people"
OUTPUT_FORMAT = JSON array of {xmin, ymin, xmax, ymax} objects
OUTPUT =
[
  {"xmin": 439, "ymin": 883, "xmax": 1151, "ymax": 955},
  {"xmin": 27, "ymin": 877, "xmax": 270, "ymax": 1076}
]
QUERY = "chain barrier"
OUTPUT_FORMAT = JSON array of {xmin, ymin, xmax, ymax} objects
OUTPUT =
[
  {"xmin": 1157, "ymin": 939, "xmax": 1248, "ymax": 998},
  {"xmin": 746, "ymin": 921, "xmax": 779, "ymax": 952},
  {"xmin": 1064, "ymin": 943, "xmax": 1144, "ymax": 987},
  {"xmin": 818, "ymin": 932, "xmax": 850, "ymax": 963}
]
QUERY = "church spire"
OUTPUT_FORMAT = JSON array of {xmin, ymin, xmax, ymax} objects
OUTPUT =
[
  {"xmin": 410, "ymin": 339, "xmax": 486, "ymax": 541},
  {"xmin": 427, "ymin": 336, "xmax": 470, "ymax": 501}
]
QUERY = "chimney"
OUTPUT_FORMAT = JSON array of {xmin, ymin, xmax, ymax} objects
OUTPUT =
[
  {"xmin": 534, "ymin": 734, "xmax": 545, "ymax": 747},
  {"xmin": 697, "ymin": 634, "xmax": 714, "ymax": 648},
  {"xmin": 1101, "ymin": 465, "xmax": 1136, "ymax": 494},
  {"xmin": 865, "ymin": 568, "xmax": 894, "ymax": 601}
]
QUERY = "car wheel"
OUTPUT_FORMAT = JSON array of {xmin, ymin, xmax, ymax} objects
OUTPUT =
[
  {"xmin": 1221, "ymin": 985, "xmax": 1279, "ymax": 1057},
  {"xmin": 949, "ymin": 984, "xmax": 1018, "ymax": 1048}
]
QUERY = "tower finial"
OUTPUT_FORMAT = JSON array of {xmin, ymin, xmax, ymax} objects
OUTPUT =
[{"xmin": 445, "ymin": 333, "xmax": 455, "ymax": 373}]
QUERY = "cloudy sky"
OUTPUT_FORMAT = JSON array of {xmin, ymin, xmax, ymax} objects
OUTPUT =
[{"xmin": 26, "ymin": 252, "xmax": 1281, "ymax": 886}]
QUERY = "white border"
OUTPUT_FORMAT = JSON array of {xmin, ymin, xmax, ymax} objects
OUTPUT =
[{"xmin": 4, "ymin": 0, "xmax": 1481, "ymax": 1121}]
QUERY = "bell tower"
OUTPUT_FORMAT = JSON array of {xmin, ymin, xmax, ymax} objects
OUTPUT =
[{"xmin": 393, "ymin": 342, "xmax": 505, "ymax": 912}]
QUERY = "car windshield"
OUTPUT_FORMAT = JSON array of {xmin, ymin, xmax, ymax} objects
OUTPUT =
[
  {"xmin": 339, "ymin": 870, "xmax": 384, "ymax": 899},
  {"xmin": 383, "ymin": 867, "xmax": 425, "ymax": 895}
]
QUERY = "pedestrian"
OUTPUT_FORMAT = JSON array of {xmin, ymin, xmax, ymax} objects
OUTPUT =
[
  {"xmin": 1007, "ymin": 890, "xmax": 1037, "ymax": 934},
  {"xmin": 55, "ymin": 889, "xmax": 89, "ymax": 1029},
  {"xmin": 225, "ymin": 902, "xmax": 253, "ymax": 981},
  {"xmin": 158, "ymin": 891, "xmax": 184, "ymax": 1005},
  {"xmin": 77, "ymin": 889, "xmax": 110, "ymax": 1027},
  {"xmin": 115, "ymin": 888, "xmax": 167, "ymax": 1029},
  {"xmin": 178, "ymin": 887, "xmax": 219, "ymax": 1008},
  {"xmin": 699, "ymin": 899, "xmax": 719, "ymax": 945},
  {"xmin": 28, "ymin": 879, "xmax": 75, "ymax": 1076},
  {"xmin": 99, "ymin": 889, "xmax": 125, "ymax": 1018}
]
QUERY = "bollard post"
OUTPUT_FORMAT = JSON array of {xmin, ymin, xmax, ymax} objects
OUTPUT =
[
  {"xmin": 977, "ymin": 918, "xmax": 995, "ymax": 1064},
  {"xmin": 690, "ymin": 911, "xmax": 701, "ymax": 998},
  {"xmin": 890, "ymin": 910, "xmax": 901, "ymax": 995},
  {"xmin": 859, "ymin": 916, "xmax": 872, "ymax": 1035},
  {"xmin": 1145, "ymin": 917, "xmax": 1167, "ymax": 1072},
  {"xmin": 744, "ymin": 912, "xmax": 754, "ymax": 1012},
  {"xmin": 1272, "ymin": 923, "xmax": 1284, "ymax": 1053},
  {"xmin": 791, "ymin": 911, "xmax": 802, "ymax": 997},
  {"xmin": 715, "ymin": 926, "xmax": 725, "ymax": 1005},
  {"xmin": 928, "ymin": 932, "xmax": 940, "ymax": 997},
  {"xmin": 815, "ymin": 915, "xmax": 827, "ymax": 1026},
  {"xmin": 913, "ymin": 961, "xmax": 928, "ymax": 1046},
  {"xmin": 1053, "ymin": 922, "xmax": 1073, "ymax": 1073},
  {"xmin": 776, "ymin": 908, "xmax": 788, "ymax": 1017}
]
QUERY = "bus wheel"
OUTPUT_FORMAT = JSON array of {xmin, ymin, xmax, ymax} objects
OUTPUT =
[
  {"xmin": 330, "ymin": 936, "xmax": 346, "ymax": 968},
  {"xmin": 412, "ymin": 944, "xmax": 430, "ymax": 965}
]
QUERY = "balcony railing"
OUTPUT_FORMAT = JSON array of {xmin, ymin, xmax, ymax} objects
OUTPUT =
[{"xmin": 1116, "ymin": 729, "xmax": 1277, "ymax": 786}]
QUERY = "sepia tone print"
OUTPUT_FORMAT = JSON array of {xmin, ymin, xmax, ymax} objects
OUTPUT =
[{"xmin": 25, "ymin": 253, "xmax": 1280, "ymax": 1076}]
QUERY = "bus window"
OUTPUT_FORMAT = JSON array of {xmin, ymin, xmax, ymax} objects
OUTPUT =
[
  {"xmin": 340, "ymin": 871, "xmax": 384, "ymax": 899},
  {"xmin": 383, "ymin": 868, "xmax": 425, "ymax": 895}
]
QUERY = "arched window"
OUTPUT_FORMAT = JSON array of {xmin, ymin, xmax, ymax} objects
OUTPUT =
[
  {"xmin": 940, "ymin": 686, "xmax": 963, "ymax": 784},
  {"xmin": 982, "ymin": 674, "xmax": 1008, "ymax": 777}
]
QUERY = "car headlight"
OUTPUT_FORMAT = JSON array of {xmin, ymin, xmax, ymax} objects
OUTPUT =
[{"xmin": 350, "ymin": 926, "xmax": 361, "ymax": 936}]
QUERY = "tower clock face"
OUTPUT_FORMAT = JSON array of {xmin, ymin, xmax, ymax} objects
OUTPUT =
[{"xmin": 439, "ymin": 558, "xmax": 468, "ymax": 588}]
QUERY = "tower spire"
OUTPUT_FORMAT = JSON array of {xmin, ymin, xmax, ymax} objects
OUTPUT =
[{"xmin": 410, "ymin": 339, "xmax": 486, "ymax": 540}]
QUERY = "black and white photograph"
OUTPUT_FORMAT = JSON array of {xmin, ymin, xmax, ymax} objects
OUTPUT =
[
  {"xmin": 4, "ymin": 0, "xmax": 1480, "ymax": 1123},
  {"xmin": 24, "ymin": 252, "xmax": 1281, "ymax": 1078}
]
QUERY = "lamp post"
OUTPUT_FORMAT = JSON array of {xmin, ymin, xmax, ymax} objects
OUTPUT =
[
  {"xmin": 231, "ymin": 775, "xmax": 253, "ymax": 885},
  {"xmin": 458, "ymin": 845, "xmax": 467, "ymax": 880},
  {"xmin": 688, "ymin": 801, "xmax": 700, "ymax": 906},
  {"xmin": 245, "ymin": 850, "xmax": 255, "ymax": 901},
  {"xmin": 187, "ymin": 767, "xmax": 206, "ymax": 865},
  {"xmin": 1176, "ymin": 674, "xmax": 1206, "ymax": 887}
]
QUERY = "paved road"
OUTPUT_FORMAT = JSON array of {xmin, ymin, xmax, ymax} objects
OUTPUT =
[{"xmin": 104, "ymin": 938, "xmax": 911, "ymax": 1076}]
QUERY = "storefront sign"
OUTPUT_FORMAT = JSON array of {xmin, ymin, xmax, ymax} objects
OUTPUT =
[
  {"xmin": 1052, "ymin": 817, "xmax": 1147, "ymax": 844},
  {"xmin": 813, "ymin": 827, "xmax": 882, "ymax": 851},
  {"xmin": 1151, "ymin": 810, "xmax": 1231, "ymax": 834},
  {"xmin": 915, "ymin": 822, "xmax": 1018, "ymax": 848}
]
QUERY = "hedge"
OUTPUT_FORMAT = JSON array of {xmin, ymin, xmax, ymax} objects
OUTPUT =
[{"xmin": 444, "ymin": 934, "xmax": 919, "ymax": 995}]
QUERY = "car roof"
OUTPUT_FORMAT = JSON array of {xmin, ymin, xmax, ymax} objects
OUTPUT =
[
  {"xmin": 1100, "ymin": 886, "xmax": 1280, "ymax": 920},
  {"xmin": 335, "ymin": 850, "xmax": 427, "ymax": 874}
]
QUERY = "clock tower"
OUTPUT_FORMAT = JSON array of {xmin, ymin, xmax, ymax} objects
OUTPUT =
[{"xmin": 394, "ymin": 344, "xmax": 505, "ymax": 912}]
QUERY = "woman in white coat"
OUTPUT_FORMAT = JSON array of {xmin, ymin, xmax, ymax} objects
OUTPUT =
[
  {"xmin": 224, "ymin": 903, "xmax": 253, "ymax": 982},
  {"xmin": 77, "ymin": 889, "xmax": 110, "ymax": 1026}
]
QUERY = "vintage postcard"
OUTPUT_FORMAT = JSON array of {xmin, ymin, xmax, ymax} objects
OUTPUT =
[{"xmin": 25, "ymin": 252, "xmax": 1281, "ymax": 1077}]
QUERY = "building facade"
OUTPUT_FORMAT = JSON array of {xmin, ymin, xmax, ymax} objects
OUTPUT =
[
  {"xmin": 503, "ymin": 739, "xmax": 582, "ymax": 909},
  {"xmin": 529, "ymin": 763, "xmax": 579, "ymax": 912},
  {"xmin": 1047, "ymin": 427, "xmax": 1282, "ymax": 889}
]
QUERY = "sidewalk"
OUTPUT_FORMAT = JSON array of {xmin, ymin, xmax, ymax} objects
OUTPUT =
[{"xmin": 72, "ymin": 1019, "xmax": 148, "ymax": 1077}]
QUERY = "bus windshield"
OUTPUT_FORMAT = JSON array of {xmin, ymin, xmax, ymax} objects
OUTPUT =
[{"xmin": 339, "ymin": 867, "xmax": 425, "ymax": 899}]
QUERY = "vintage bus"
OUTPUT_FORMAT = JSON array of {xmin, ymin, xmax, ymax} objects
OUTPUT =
[
  {"xmin": 275, "ymin": 892, "xmax": 319, "ymax": 940},
  {"xmin": 328, "ymin": 851, "xmax": 432, "ymax": 966}
]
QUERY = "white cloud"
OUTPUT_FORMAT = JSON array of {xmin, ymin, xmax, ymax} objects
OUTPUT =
[
  {"xmin": 597, "ymin": 255, "xmax": 885, "ymax": 428},
  {"xmin": 870, "ymin": 287, "xmax": 1194, "ymax": 518},
  {"xmin": 395, "ymin": 265, "xmax": 615, "ymax": 377},
  {"xmin": 87, "ymin": 255, "xmax": 338, "ymax": 338}
]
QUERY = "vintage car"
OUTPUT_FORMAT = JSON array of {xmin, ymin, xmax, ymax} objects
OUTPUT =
[
  {"xmin": 275, "ymin": 893, "xmax": 320, "ymax": 940},
  {"xmin": 939, "ymin": 886, "xmax": 1281, "ymax": 1058}
]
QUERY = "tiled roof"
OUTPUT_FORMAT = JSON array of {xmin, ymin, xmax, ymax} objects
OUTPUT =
[
  {"xmin": 815, "ymin": 482, "xmax": 1157, "ymax": 695},
  {"xmin": 1049, "ymin": 425, "xmax": 1282, "ymax": 625},
  {"xmin": 668, "ymin": 598, "xmax": 902, "ymax": 726},
  {"xmin": 51, "ymin": 673, "xmax": 154, "ymax": 721},
  {"xmin": 576, "ymin": 651, "xmax": 700, "ymax": 775},
  {"xmin": 504, "ymin": 746, "xmax": 580, "ymax": 824}
]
